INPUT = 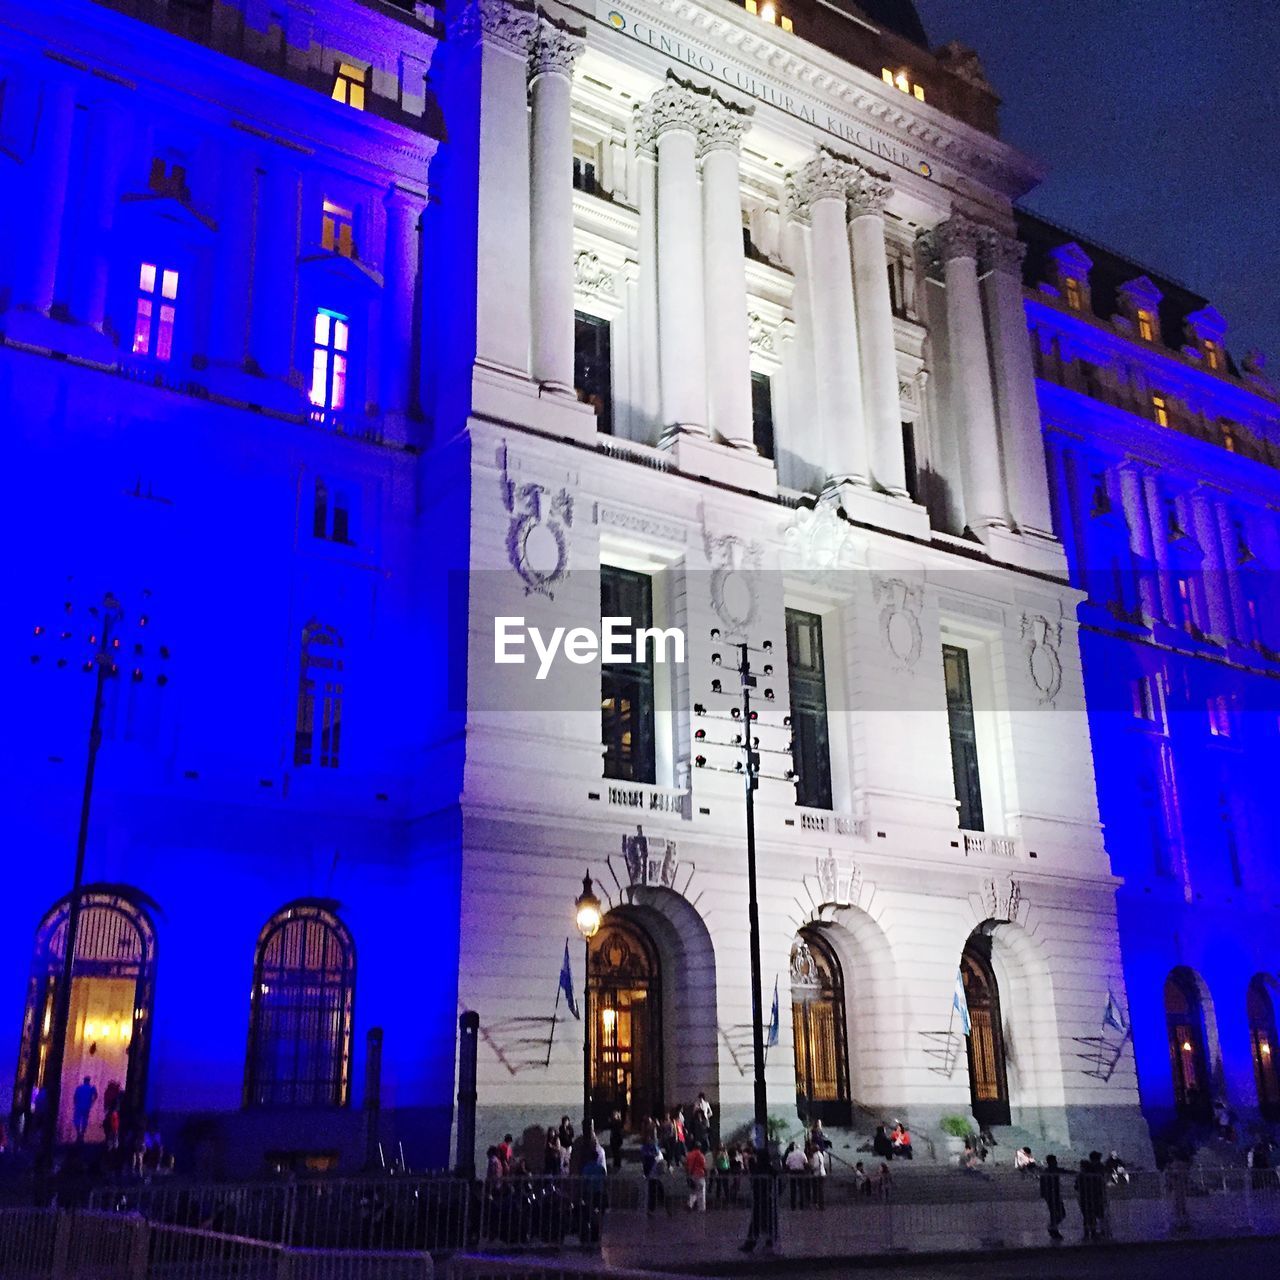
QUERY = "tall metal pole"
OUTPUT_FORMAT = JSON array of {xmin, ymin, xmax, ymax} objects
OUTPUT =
[
  {"xmin": 582, "ymin": 937, "xmax": 592, "ymax": 1136},
  {"xmin": 39, "ymin": 598, "xmax": 119, "ymax": 1176},
  {"xmin": 740, "ymin": 642, "xmax": 768, "ymax": 1152}
]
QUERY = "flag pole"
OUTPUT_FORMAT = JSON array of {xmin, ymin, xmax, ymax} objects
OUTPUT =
[{"xmin": 545, "ymin": 939, "xmax": 567, "ymax": 1068}]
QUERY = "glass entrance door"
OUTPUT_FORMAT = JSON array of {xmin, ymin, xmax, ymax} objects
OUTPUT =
[{"xmin": 962, "ymin": 937, "xmax": 1010, "ymax": 1128}]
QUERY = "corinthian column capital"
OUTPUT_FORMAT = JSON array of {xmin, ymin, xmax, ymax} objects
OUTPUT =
[
  {"xmin": 788, "ymin": 149, "xmax": 858, "ymax": 214},
  {"xmin": 979, "ymin": 227, "xmax": 1027, "ymax": 277},
  {"xmin": 935, "ymin": 212, "xmax": 987, "ymax": 262},
  {"xmin": 847, "ymin": 171, "xmax": 892, "ymax": 218},
  {"xmin": 697, "ymin": 97, "xmax": 752, "ymax": 157},
  {"xmin": 448, "ymin": 0, "xmax": 538, "ymax": 55},
  {"xmin": 636, "ymin": 82, "xmax": 706, "ymax": 149},
  {"xmin": 529, "ymin": 19, "xmax": 584, "ymax": 81}
]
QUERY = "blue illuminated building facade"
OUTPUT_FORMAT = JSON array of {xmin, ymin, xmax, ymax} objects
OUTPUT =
[{"xmin": 1023, "ymin": 214, "xmax": 1280, "ymax": 1143}]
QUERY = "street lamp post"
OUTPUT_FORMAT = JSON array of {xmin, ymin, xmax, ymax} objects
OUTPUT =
[
  {"xmin": 28, "ymin": 590, "xmax": 168, "ymax": 1181},
  {"xmin": 574, "ymin": 871, "xmax": 602, "ymax": 1137}
]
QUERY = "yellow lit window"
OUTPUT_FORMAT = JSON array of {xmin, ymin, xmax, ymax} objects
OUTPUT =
[
  {"xmin": 1064, "ymin": 277, "xmax": 1083, "ymax": 310},
  {"xmin": 1137, "ymin": 309, "xmax": 1156, "ymax": 342},
  {"xmin": 132, "ymin": 261, "xmax": 179, "ymax": 361},
  {"xmin": 1152, "ymin": 394, "xmax": 1170, "ymax": 427},
  {"xmin": 882, "ymin": 67, "xmax": 895, "ymax": 85},
  {"xmin": 1221, "ymin": 422, "xmax": 1237, "ymax": 453},
  {"xmin": 747, "ymin": 0, "xmax": 791, "ymax": 28},
  {"xmin": 321, "ymin": 200, "xmax": 355, "ymax": 258},
  {"xmin": 913, "ymin": 84, "xmax": 925, "ymax": 101},
  {"xmin": 310, "ymin": 309, "xmax": 349, "ymax": 414},
  {"xmin": 781, "ymin": 14, "xmax": 793, "ymax": 31},
  {"xmin": 883, "ymin": 67, "xmax": 922, "ymax": 98},
  {"xmin": 1204, "ymin": 340, "xmax": 1222, "ymax": 370},
  {"xmin": 332, "ymin": 62, "xmax": 366, "ymax": 111}
]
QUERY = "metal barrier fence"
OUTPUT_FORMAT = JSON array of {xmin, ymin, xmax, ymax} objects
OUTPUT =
[{"xmin": 0, "ymin": 1209, "xmax": 434, "ymax": 1280}]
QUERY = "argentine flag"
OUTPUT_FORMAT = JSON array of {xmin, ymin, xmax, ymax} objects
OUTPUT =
[
  {"xmin": 953, "ymin": 968, "xmax": 972, "ymax": 1036},
  {"xmin": 559, "ymin": 939, "xmax": 580, "ymax": 1020}
]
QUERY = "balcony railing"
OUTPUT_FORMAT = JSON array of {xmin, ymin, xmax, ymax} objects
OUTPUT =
[
  {"xmin": 795, "ymin": 809, "xmax": 869, "ymax": 840},
  {"xmin": 962, "ymin": 830, "xmax": 1019, "ymax": 858},
  {"xmin": 603, "ymin": 780, "xmax": 689, "ymax": 819}
]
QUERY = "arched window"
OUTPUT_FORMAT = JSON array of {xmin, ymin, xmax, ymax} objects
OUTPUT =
[
  {"xmin": 791, "ymin": 927, "xmax": 851, "ymax": 1126},
  {"xmin": 295, "ymin": 623, "xmax": 343, "ymax": 768},
  {"xmin": 245, "ymin": 901, "xmax": 354, "ymax": 1107},
  {"xmin": 1247, "ymin": 975, "xmax": 1280, "ymax": 1119},
  {"xmin": 962, "ymin": 934, "xmax": 1010, "ymax": 1128},
  {"xmin": 15, "ymin": 887, "xmax": 157, "ymax": 1143},
  {"xmin": 1164, "ymin": 967, "xmax": 1211, "ymax": 1120}
]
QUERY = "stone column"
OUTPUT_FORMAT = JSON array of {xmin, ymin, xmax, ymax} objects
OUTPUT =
[
  {"xmin": 1142, "ymin": 473, "xmax": 1177, "ymax": 624},
  {"xmin": 14, "ymin": 78, "xmax": 77, "ymax": 315},
  {"xmin": 75, "ymin": 100, "xmax": 129, "ymax": 332},
  {"xmin": 1191, "ymin": 492, "xmax": 1232, "ymax": 641},
  {"xmin": 980, "ymin": 229, "xmax": 1055, "ymax": 536},
  {"xmin": 208, "ymin": 148, "xmax": 259, "ymax": 369},
  {"xmin": 641, "ymin": 84, "xmax": 708, "ymax": 435},
  {"xmin": 528, "ymin": 21, "xmax": 583, "ymax": 392},
  {"xmin": 848, "ymin": 173, "xmax": 906, "ymax": 495},
  {"xmin": 381, "ymin": 184, "xmax": 426, "ymax": 434},
  {"xmin": 1118, "ymin": 463, "xmax": 1160, "ymax": 620},
  {"xmin": 250, "ymin": 157, "xmax": 300, "ymax": 381},
  {"xmin": 792, "ymin": 151, "xmax": 866, "ymax": 487},
  {"xmin": 936, "ymin": 214, "xmax": 1007, "ymax": 531},
  {"xmin": 699, "ymin": 97, "xmax": 755, "ymax": 450},
  {"xmin": 450, "ymin": 0, "xmax": 538, "ymax": 375}
]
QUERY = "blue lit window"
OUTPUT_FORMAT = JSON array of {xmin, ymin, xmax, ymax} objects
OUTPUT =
[
  {"xmin": 132, "ymin": 262, "xmax": 178, "ymax": 361},
  {"xmin": 309, "ymin": 309, "xmax": 349, "ymax": 416},
  {"xmin": 295, "ymin": 623, "xmax": 343, "ymax": 768},
  {"xmin": 245, "ymin": 902, "xmax": 354, "ymax": 1108}
]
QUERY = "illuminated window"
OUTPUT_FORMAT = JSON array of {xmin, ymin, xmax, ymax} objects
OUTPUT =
[
  {"xmin": 882, "ymin": 67, "xmax": 924, "ymax": 100},
  {"xmin": 1208, "ymin": 695, "xmax": 1233, "ymax": 738},
  {"xmin": 295, "ymin": 622, "xmax": 343, "ymax": 768},
  {"xmin": 1063, "ymin": 277, "xmax": 1083, "ymax": 310},
  {"xmin": 1137, "ymin": 308, "xmax": 1157, "ymax": 341},
  {"xmin": 1203, "ymin": 339, "xmax": 1223, "ymax": 371},
  {"xmin": 1152, "ymin": 394, "xmax": 1170, "ymax": 428},
  {"xmin": 131, "ymin": 262, "xmax": 178, "ymax": 361},
  {"xmin": 309, "ymin": 309, "xmax": 349, "ymax": 415},
  {"xmin": 245, "ymin": 902, "xmax": 354, "ymax": 1107},
  {"xmin": 746, "ymin": 0, "xmax": 793, "ymax": 30},
  {"xmin": 332, "ymin": 62, "xmax": 366, "ymax": 111},
  {"xmin": 320, "ymin": 201, "xmax": 355, "ymax": 258},
  {"xmin": 1221, "ymin": 421, "xmax": 1237, "ymax": 453}
]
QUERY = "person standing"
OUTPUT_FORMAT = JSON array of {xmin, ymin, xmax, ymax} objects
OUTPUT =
[
  {"xmin": 71, "ymin": 1077, "xmax": 97, "ymax": 1143},
  {"xmin": 642, "ymin": 1134, "xmax": 666, "ymax": 1215},
  {"xmin": 543, "ymin": 1128, "xmax": 562, "ymax": 1176},
  {"xmin": 809, "ymin": 1141, "xmax": 827, "ymax": 1210},
  {"xmin": 685, "ymin": 1142, "xmax": 708, "ymax": 1212},
  {"xmin": 1039, "ymin": 1153, "xmax": 1066, "ymax": 1240},
  {"xmin": 691, "ymin": 1092, "xmax": 713, "ymax": 1147},
  {"xmin": 558, "ymin": 1116, "xmax": 575, "ymax": 1151},
  {"xmin": 739, "ymin": 1146, "xmax": 778, "ymax": 1254},
  {"xmin": 784, "ymin": 1141, "xmax": 808, "ymax": 1209},
  {"xmin": 608, "ymin": 1111, "xmax": 625, "ymax": 1173},
  {"xmin": 580, "ymin": 1143, "xmax": 607, "ymax": 1245},
  {"xmin": 1075, "ymin": 1152, "xmax": 1107, "ymax": 1240}
]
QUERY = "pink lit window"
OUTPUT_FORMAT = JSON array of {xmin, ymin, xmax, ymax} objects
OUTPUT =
[
  {"xmin": 132, "ymin": 262, "xmax": 179, "ymax": 361},
  {"xmin": 309, "ymin": 309, "xmax": 349, "ymax": 413}
]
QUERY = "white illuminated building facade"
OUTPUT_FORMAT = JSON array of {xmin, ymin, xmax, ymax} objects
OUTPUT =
[{"xmin": 438, "ymin": 0, "xmax": 1150, "ymax": 1156}]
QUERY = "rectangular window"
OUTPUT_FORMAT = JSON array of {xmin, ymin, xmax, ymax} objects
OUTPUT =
[
  {"xmin": 309, "ymin": 309, "xmax": 349, "ymax": 415},
  {"xmin": 943, "ymin": 644, "xmax": 984, "ymax": 831},
  {"xmin": 332, "ymin": 62, "xmax": 366, "ymax": 111},
  {"xmin": 1221, "ymin": 421, "xmax": 1237, "ymax": 453},
  {"xmin": 1174, "ymin": 573, "xmax": 1197, "ymax": 635},
  {"xmin": 572, "ymin": 141, "xmax": 599, "ymax": 195},
  {"xmin": 1137, "ymin": 309, "xmax": 1157, "ymax": 342},
  {"xmin": 751, "ymin": 371, "xmax": 775, "ymax": 460},
  {"xmin": 132, "ymin": 262, "xmax": 178, "ymax": 361},
  {"xmin": 1204, "ymin": 340, "xmax": 1222, "ymax": 370},
  {"xmin": 1207, "ymin": 694, "xmax": 1232, "ymax": 738},
  {"xmin": 1064, "ymin": 278, "xmax": 1083, "ymax": 310},
  {"xmin": 600, "ymin": 566, "xmax": 655, "ymax": 783},
  {"xmin": 901, "ymin": 421, "xmax": 919, "ymax": 502},
  {"xmin": 786, "ymin": 609, "xmax": 833, "ymax": 811},
  {"xmin": 887, "ymin": 256, "xmax": 910, "ymax": 319},
  {"xmin": 321, "ymin": 200, "xmax": 355, "ymax": 258},
  {"xmin": 313, "ymin": 479, "xmax": 353, "ymax": 544},
  {"xmin": 1152, "ymin": 394, "xmax": 1170, "ymax": 428},
  {"xmin": 574, "ymin": 311, "xmax": 613, "ymax": 435},
  {"xmin": 1130, "ymin": 675, "xmax": 1163, "ymax": 727}
]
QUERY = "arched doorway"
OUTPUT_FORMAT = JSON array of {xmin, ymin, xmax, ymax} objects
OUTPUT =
[
  {"xmin": 791, "ymin": 928, "xmax": 852, "ymax": 1126},
  {"xmin": 14, "ymin": 888, "xmax": 157, "ymax": 1144},
  {"xmin": 962, "ymin": 934, "xmax": 1010, "ymax": 1128},
  {"xmin": 1247, "ymin": 975, "xmax": 1280, "ymax": 1120},
  {"xmin": 1164, "ymin": 967, "xmax": 1211, "ymax": 1120},
  {"xmin": 588, "ymin": 913, "xmax": 663, "ymax": 1132}
]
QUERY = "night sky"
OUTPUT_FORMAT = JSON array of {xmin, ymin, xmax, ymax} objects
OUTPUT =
[{"xmin": 913, "ymin": 0, "xmax": 1280, "ymax": 366}]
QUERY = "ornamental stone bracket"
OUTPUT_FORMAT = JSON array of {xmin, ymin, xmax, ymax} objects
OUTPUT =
[
  {"xmin": 873, "ymin": 574, "xmax": 925, "ymax": 671},
  {"xmin": 573, "ymin": 250, "xmax": 617, "ymax": 299},
  {"xmin": 747, "ymin": 310, "xmax": 793, "ymax": 358},
  {"xmin": 779, "ymin": 503, "xmax": 863, "ymax": 572},
  {"xmin": 976, "ymin": 875, "xmax": 1024, "ymax": 926},
  {"xmin": 499, "ymin": 443, "xmax": 573, "ymax": 599},
  {"xmin": 702, "ymin": 527, "xmax": 764, "ymax": 635},
  {"xmin": 1020, "ymin": 610, "xmax": 1064, "ymax": 705},
  {"xmin": 792, "ymin": 851, "xmax": 873, "ymax": 930},
  {"xmin": 605, "ymin": 824, "xmax": 697, "ymax": 904}
]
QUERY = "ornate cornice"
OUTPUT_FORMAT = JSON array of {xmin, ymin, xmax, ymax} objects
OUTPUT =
[
  {"xmin": 697, "ymin": 97, "xmax": 753, "ymax": 157},
  {"xmin": 529, "ymin": 19, "xmax": 584, "ymax": 81},
  {"xmin": 847, "ymin": 171, "xmax": 892, "ymax": 218},
  {"xmin": 979, "ymin": 227, "xmax": 1025, "ymax": 277},
  {"xmin": 636, "ymin": 82, "xmax": 705, "ymax": 148},
  {"xmin": 935, "ymin": 213, "xmax": 986, "ymax": 263},
  {"xmin": 448, "ymin": 0, "xmax": 538, "ymax": 55},
  {"xmin": 788, "ymin": 149, "xmax": 857, "ymax": 213}
]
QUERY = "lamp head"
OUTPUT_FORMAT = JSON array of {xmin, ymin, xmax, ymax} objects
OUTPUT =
[{"xmin": 575, "ymin": 872, "xmax": 602, "ymax": 939}]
